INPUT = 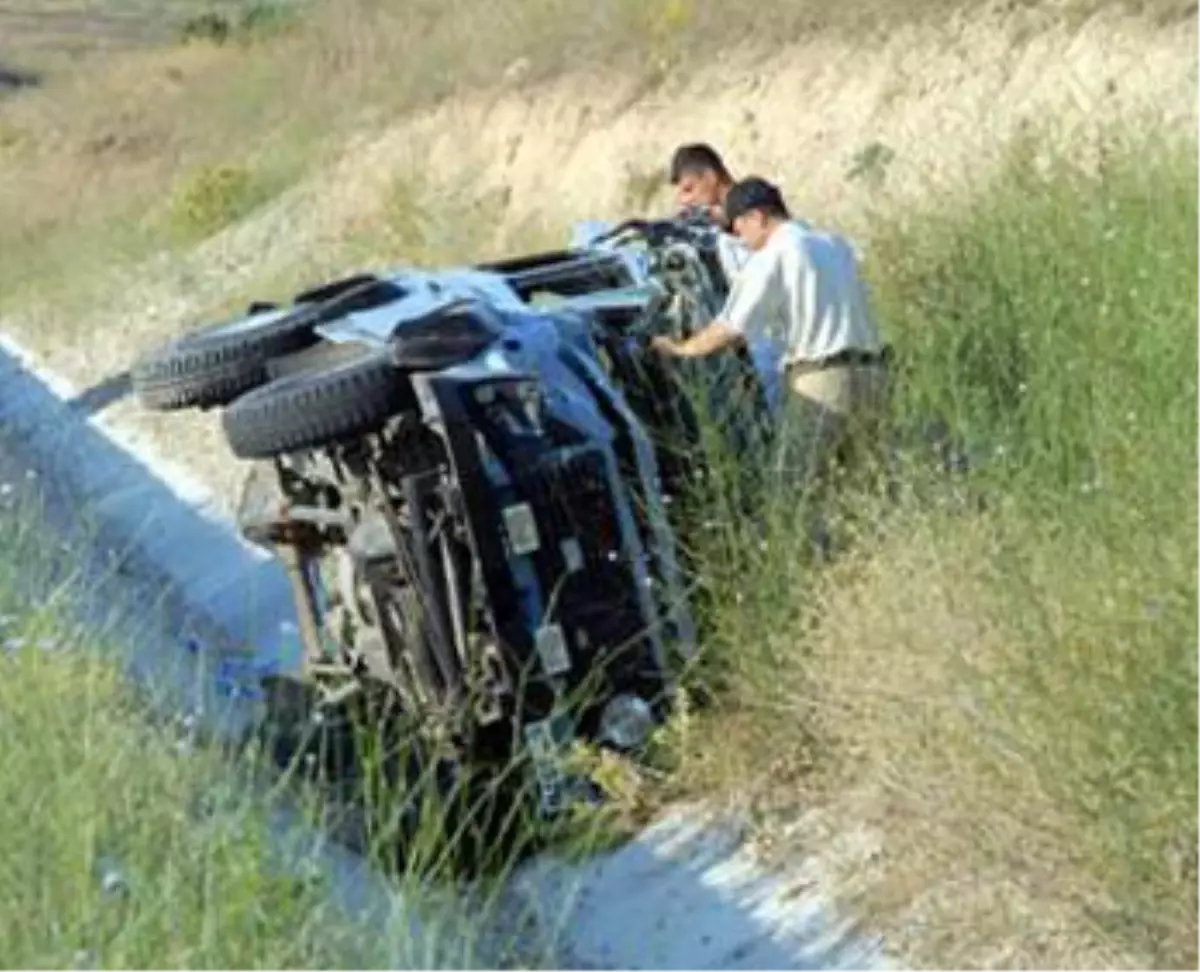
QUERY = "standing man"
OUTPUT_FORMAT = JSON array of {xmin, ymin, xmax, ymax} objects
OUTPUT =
[
  {"xmin": 651, "ymin": 176, "xmax": 889, "ymax": 493},
  {"xmin": 667, "ymin": 142, "xmax": 786, "ymax": 417}
]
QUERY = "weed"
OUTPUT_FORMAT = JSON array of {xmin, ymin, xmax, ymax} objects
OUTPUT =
[
  {"xmin": 236, "ymin": 1, "xmax": 299, "ymax": 41},
  {"xmin": 665, "ymin": 126, "xmax": 1198, "ymax": 968},
  {"xmin": 180, "ymin": 11, "xmax": 234, "ymax": 44},
  {"xmin": 846, "ymin": 140, "xmax": 895, "ymax": 188},
  {"xmin": 166, "ymin": 162, "xmax": 275, "ymax": 242},
  {"xmin": 180, "ymin": 2, "xmax": 298, "ymax": 46}
]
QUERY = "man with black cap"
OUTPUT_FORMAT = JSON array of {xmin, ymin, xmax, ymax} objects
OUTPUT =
[{"xmin": 651, "ymin": 176, "xmax": 889, "ymax": 492}]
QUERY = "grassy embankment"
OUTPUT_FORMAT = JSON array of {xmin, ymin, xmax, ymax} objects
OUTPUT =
[
  {"xmin": 668, "ymin": 126, "xmax": 1197, "ymax": 968},
  {"xmin": 0, "ymin": 0, "xmax": 1193, "ymax": 323},
  {"xmin": 0, "ymin": 0, "xmax": 1194, "ymax": 967}
]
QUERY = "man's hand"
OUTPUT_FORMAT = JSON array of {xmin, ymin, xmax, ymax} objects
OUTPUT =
[{"xmin": 650, "ymin": 335, "xmax": 680, "ymax": 356}]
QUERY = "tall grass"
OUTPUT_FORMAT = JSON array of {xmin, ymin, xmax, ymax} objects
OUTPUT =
[
  {"xmin": 0, "ymin": 0, "xmax": 1194, "ymax": 962},
  {"xmin": 0, "ymin": 574, "xmax": 406, "ymax": 966},
  {"xmin": 0, "ymin": 495, "xmax": 565, "ymax": 969},
  {"xmin": 0, "ymin": 627, "xmax": 400, "ymax": 968},
  {"xmin": 666, "ymin": 128, "xmax": 1197, "ymax": 967},
  {"xmin": 876, "ymin": 127, "xmax": 1197, "ymax": 511}
]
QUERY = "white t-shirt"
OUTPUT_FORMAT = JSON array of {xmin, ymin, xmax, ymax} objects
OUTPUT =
[
  {"xmin": 711, "ymin": 229, "xmax": 785, "ymax": 416},
  {"xmin": 715, "ymin": 231, "xmax": 753, "ymax": 281},
  {"xmin": 720, "ymin": 220, "xmax": 882, "ymax": 370}
]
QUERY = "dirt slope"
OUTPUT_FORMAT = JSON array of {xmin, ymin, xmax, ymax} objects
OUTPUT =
[{"xmin": 3, "ymin": 4, "xmax": 1191, "ymax": 515}]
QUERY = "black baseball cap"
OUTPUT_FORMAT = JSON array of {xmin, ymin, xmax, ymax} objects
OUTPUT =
[{"xmin": 723, "ymin": 177, "xmax": 789, "ymax": 223}]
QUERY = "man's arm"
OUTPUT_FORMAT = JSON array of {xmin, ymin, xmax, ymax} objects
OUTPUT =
[
  {"xmin": 652, "ymin": 321, "xmax": 743, "ymax": 358},
  {"xmin": 654, "ymin": 244, "xmax": 773, "ymax": 360}
]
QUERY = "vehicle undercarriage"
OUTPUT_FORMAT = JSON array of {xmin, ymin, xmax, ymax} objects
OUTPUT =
[{"xmin": 130, "ymin": 214, "xmax": 775, "ymax": 861}]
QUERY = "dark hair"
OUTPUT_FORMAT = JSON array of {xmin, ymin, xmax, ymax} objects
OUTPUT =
[
  {"xmin": 668, "ymin": 142, "xmax": 732, "ymax": 184},
  {"xmin": 723, "ymin": 176, "xmax": 790, "ymax": 222}
]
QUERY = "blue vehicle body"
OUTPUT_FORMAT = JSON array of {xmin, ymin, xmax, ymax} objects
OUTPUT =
[{"xmin": 131, "ymin": 215, "xmax": 775, "ymax": 816}]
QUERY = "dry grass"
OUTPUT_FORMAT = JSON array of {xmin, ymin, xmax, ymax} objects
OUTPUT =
[
  {"xmin": 802, "ymin": 508, "xmax": 1193, "ymax": 969},
  {"xmin": 0, "ymin": 0, "xmax": 1193, "ymax": 316},
  {"xmin": 656, "ymin": 128, "xmax": 1197, "ymax": 968}
]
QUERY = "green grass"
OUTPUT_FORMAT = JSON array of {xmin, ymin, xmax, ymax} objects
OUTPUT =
[
  {"xmin": 0, "ymin": 636, "xmax": 388, "ymax": 968},
  {"xmin": 0, "ymin": 617, "xmax": 405, "ymax": 963},
  {"xmin": 0, "ymin": 0, "xmax": 1194, "ymax": 962},
  {"xmin": 166, "ymin": 161, "xmax": 284, "ymax": 242},
  {"xmin": 660, "ymin": 126, "xmax": 1197, "ymax": 967},
  {"xmin": 874, "ymin": 126, "xmax": 1197, "ymax": 508},
  {"xmin": 7, "ymin": 100, "xmax": 1190, "ymax": 969},
  {"xmin": 861, "ymin": 126, "xmax": 1197, "ymax": 966},
  {"xmin": 178, "ymin": 2, "xmax": 303, "ymax": 46},
  {"xmin": 0, "ymin": 505, "xmax": 483, "ymax": 968},
  {"xmin": 0, "ymin": 496, "xmax": 624, "ymax": 969}
]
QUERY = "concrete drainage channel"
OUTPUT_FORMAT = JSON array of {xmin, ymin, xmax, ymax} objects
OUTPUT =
[{"xmin": 0, "ymin": 331, "xmax": 887, "ymax": 971}]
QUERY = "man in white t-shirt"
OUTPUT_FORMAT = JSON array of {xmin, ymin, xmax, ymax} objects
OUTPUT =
[
  {"xmin": 651, "ymin": 176, "xmax": 890, "ymax": 491},
  {"xmin": 666, "ymin": 143, "xmax": 785, "ymax": 415}
]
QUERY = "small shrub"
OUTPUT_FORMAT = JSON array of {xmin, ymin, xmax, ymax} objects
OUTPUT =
[
  {"xmin": 236, "ymin": 1, "xmax": 298, "ymax": 41},
  {"xmin": 179, "ymin": 4, "xmax": 297, "ymax": 47},
  {"xmin": 846, "ymin": 140, "xmax": 895, "ymax": 188},
  {"xmin": 179, "ymin": 12, "xmax": 232, "ymax": 45},
  {"xmin": 619, "ymin": 0, "xmax": 696, "ymax": 61},
  {"xmin": 0, "ymin": 121, "xmax": 29, "ymax": 157},
  {"xmin": 167, "ymin": 163, "xmax": 271, "ymax": 242}
]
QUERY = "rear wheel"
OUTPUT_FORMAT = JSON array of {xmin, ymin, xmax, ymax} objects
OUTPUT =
[
  {"xmin": 132, "ymin": 306, "xmax": 324, "ymax": 411},
  {"xmin": 131, "ymin": 275, "xmax": 408, "ymax": 412}
]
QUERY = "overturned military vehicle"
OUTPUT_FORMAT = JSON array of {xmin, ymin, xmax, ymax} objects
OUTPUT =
[{"xmin": 131, "ymin": 215, "xmax": 775, "ymax": 826}]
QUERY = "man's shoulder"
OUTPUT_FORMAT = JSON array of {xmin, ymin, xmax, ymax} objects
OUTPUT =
[
  {"xmin": 778, "ymin": 219, "xmax": 865, "ymax": 264},
  {"xmin": 763, "ymin": 220, "xmax": 816, "ymax": 270},
  {"xmin": 717, "ymin": 230, "xmax": 751, "ymax": 255},
  {"xmin": 770, "ymin": 219, "xmax": 815, "ymax": 252}
]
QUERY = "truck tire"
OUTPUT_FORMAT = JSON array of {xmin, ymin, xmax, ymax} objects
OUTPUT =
[
  {"xmin": 131, "ymin": 306, "xmax": 324, "ymax": 411},
  {"xmin": 131, "ymin": 275, "xmax": 407, "ymax": 412},
  {"xmin": 221, "ymin": 351, "xmax": 416, "ymax": 459}
]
